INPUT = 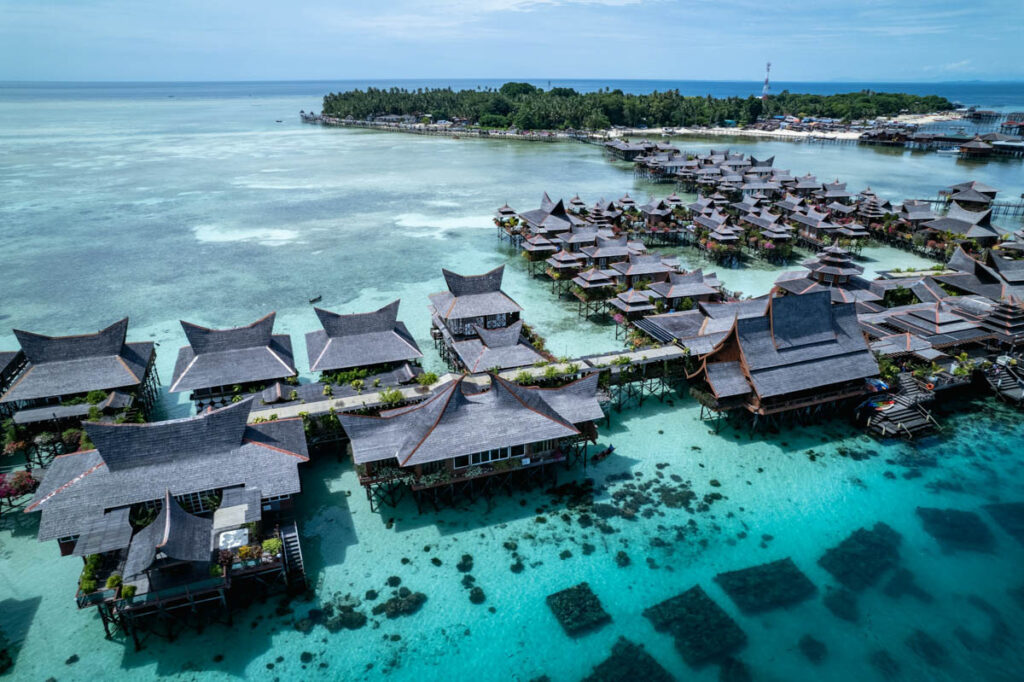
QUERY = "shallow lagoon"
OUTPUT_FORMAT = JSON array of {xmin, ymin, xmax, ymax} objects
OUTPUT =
[{"xmin": 1, "ymin": 83, "xmax": 1023, "ymax": 681}]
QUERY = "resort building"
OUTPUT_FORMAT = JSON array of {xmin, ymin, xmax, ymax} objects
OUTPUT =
[
  {"xmin": 340, "ymin": 373, "xmax": 603, "ymax": 511},
  {"xmin": 647, "ymin": 270, "xmax": 722, "ymax": 310},
  {"xmin": 24, "ymin": 399, "xmax": 309, "ymax": 644},
  {"xmin": 170, "ymin": 313, "xmax": 297, "ymax": 412},
  {"xmin": 450, "ymin": 321, "xmax": 545, "ymax": 372},
  {"xmin": 0, "ymin": 318, "xmax": 159, "ymax": 433},
  {"xmin": 0, "ymin": 350, "xmax": 27, "ymax": 419},
  {"xmin": 306, "ymin": 300, "xmax": 423, "ymax": 385},
  {"xmin": 689, "ymin": 291, "xmax": 879, "ymax": 420},
  {"xmin": 773, "ymin": 243, "xmax": 881, "ymax": 306}
]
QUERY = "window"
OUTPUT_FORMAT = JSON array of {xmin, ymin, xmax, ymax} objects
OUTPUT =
[
  {"xmin": 456, "ymin": 447, "xmax": 512, "ymax": 468},
  {"xmin": 454, "ymin": 455, "xmax": 470, "ymax": 469},
  {"xmin": 511, "ymin": 444, "xmax": 525, "ymax": 457}
]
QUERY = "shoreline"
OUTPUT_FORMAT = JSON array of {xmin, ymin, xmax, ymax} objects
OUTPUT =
[{"xmin": 312, "ymin": 110, "xmax": 969, "ymax": 146}]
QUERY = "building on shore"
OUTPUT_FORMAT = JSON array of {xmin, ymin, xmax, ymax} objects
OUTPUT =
[
  {"xmin": 0, "ymin": 319, "xmax": 159, "ymax": 451},
  {"xmin": 306, "ymin": 300, "xmax": 423, "ymax": 387},
  {"xmin": 340, "ymin": 373, "xmax": 603, "ymax": 511},
  {"xmin": 23, "ymin": 399, "xmax": 309, "ymax": 646},
  {"xmin": 170, "ymin": 313, "xmax": 297, "ymax": 412},
  {"xmin": 688, "ymin": 291, "xmax": 879, "ymax": 422}
]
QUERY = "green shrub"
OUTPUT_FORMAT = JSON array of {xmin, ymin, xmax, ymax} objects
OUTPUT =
[
  {"xmin": 105, "ymin": 574, "xmax": 122, "ymax": 589},
  {"xmin": 322, "ymin": 383, "xmax": 334, "ymax": 397},
  {"xmin": 262, "ymin": 538, "xmax": 283, "ymax": 556},
  {"xmin": 416, "ymin": 372, "xmax": 438, "ymax": 386},
  {"xmin": 209, "ymin": 564, "xmax": 223, "ymax": 577},
  {"xmin": 514, "ymin": 371, "xmax": 533, "ymax": 385},
  {"xmin": 86, "ymin": 390, "xmax": 109, "ymax": 405},
  {"xmin": 379, "ymin": 388, "xmax": 404, "ymax": 406},
  {"xmin": 79, "ymin": 578, "xmax": 97, "ymax": 594},
  {"xmin": 121, "ymin": 585, "xmax": 137, "ymax": 599}
]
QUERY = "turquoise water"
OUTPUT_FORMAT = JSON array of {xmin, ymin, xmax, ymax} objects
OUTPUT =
[{"xmin": 1, "ymin": 83, "xmax": 1023, "ymax": 681}]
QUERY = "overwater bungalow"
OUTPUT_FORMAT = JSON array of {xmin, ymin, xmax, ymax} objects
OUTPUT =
[
  {"xmin": 429, "ymin": 266, "xmax": 528, "ymax": 368},
  {"xmin": 581, "ymin": 235, "xmax": 644, "ymax": 269},
  {"xmin": 774, "ymin": 243, "xmax": 881, "ymax": 306},
  {"xmin": 863, "ymin": 302, "xmax": 994, "ymax": 354},
  {"xmin": 609, "ymin": 253, "xmax": 676, "ymax": 288},
  {"xmin": 0, "ymin": 319, "xmax": 159, "ymax": 444},
  {"xmin": 637, "ymin": 298, "xmax": 771, "ymax": 355},
  {"xmin": 774, "ymin": 193, "xmax": 805, "ymax": 216},
  {"xmin": 519, "ymin": 195, "xmax": 585, "ymax": 236},
  {"xmin": 900, "ymin": 200, "xmax": 939, "ymax": 228},
  {"xmin": 940, "ymin": 181, "xmax": 998, "ymax": 209},
  {"xmin": 815, "ymin": 180, "xmax": 854, "ymax": 204},
  {"xmin": 23, "ymin": 399, "xmax": 309, "ymax": 645},
  {"xmin": 170, "ymin": 313, "xmax": 297, "ymax": 412},
  {"xmin": 933, "ymin": 247, "xmax": 1024, "ymax": 300},
  {"xmin": 610, "ymin": 288, "xmax": 658, "ymax": 319},
  {"xmin": 450, "ymin": 321, "xmax": 545, "ymax": 372},
  {"xmin": 617, "ymin": 193, "xmax": 638, "ymax": 212},
  {"xmin": 689, "ymin": 291, "xmax": 879, "ymax": 421},
  {"xmin": 959, "ymin": 136, "xmax": 994, "ymax": 158},
  {"xmin": 639, "ymin": 198, "xmax": 674, "ymax": 227},
  {"xmin": 572, "ymin": 268, "xmax": 617, "ymax": 299},
  {"xmin": 827, "ymin": 201, "xmax": 858, "ymax": 220},
  {"xmin": 858, "ymin": 194, "xmax": 893, "ymax": 222},
  {"xmin": 546, "ymin": 249, "xmax": 586, "ymax": 280},
  {"xmin": 687, "ymin": 195, "xmax": 715, "ymax": 216},
  {"xmin": 560, "ymin": 225, "xmax": 600, "ymax": 253},
  {"xmin": 0, "ymin": 351, "xmax": 27, "ymax": 419},
  {"xmin": 920, "ymin": 203, "xmax": 1008, "ymax": 247},
  {"xmin": 792, "ymin": 174, "xmax": 821, "ymax": 196},
  {"xmin": 306, "ymin": 300, "xmax": 423, "ymax": 388},
  {"xmin": 522, "ymin": 234, "xmax": 559, "ymax": 261},
  {"xmin": 340, "ymin": 373, "xmax": 603, "ymax": 511},
  {"xmin": 647, "ymin": 271, "xmax": 721, "ymax": 310}
]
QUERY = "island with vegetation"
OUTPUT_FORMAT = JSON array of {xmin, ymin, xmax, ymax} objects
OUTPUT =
[{"xmin": 322, "ymin": 82, "xmax": 954, "ymax": 130}]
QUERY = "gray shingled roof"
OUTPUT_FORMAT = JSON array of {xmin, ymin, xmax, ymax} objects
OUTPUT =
[
  {"xmin": 170, "ymin": 313, "xmax": 296, "ymax": 393},
  {"xmin": 123, "ymin": 491, "xmax": 213, "ymax": 579},
  {"xmin": 727, "ymin": 292, "xmax": 879, "ymax": 398},
  {"xmin": 340, "ymin": 374, "xmax": 602, "ymax": 467},
  {"xmin": 0, "ymin": 351, "xmax": 21, "ymax": 378},
  {"xmin": 429, "ymin": 266, "xmax": 523, "ymax": 321},
  {"xmin": 305, "ymin": 300, "xmax": 422, "ymax": 373},
  {"xmin": 451, "ymin": 321, "xmax": 544, "ymax": 371},
  {"xmin": 26, "ymin": 399, "xmax": 307, "ymax": 542},
  {"xmin": 1, "ymin": 319, "xmax": 154, "ymax": 404},
  {"xmin": 707, "ymin": 362, "xmax": 752, "ymax": 398},
  {"xmin": 71, "ymin": 507, "xmax": 132, "ymax": 557}
]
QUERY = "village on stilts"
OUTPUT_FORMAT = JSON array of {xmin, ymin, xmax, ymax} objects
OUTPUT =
[{"xmin": 1, "ymin": 142, "xmax": 1023, "ymax": 655}]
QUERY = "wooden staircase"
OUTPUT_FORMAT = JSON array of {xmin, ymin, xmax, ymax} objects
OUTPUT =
[
  {"xmin": 866, "ymin": 374, "xmax": 940, "ymax": 439},
  {"xmin": 986, "ymin": 364, "xmax": 1024, "ymax": 405},
  {"xmin": 279, "ymin": 520, "xmax": 307, "ymax": 588}
]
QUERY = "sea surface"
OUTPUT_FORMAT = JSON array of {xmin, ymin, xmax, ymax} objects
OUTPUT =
[{"xmin": 0, "ymin": 81, "xmax": 1023, "ymax": 681}]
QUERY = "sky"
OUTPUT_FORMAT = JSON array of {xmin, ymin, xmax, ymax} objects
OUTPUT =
[{"xmin": 1, "ymin": 0, "xmax": 1022, "ymax": 82}]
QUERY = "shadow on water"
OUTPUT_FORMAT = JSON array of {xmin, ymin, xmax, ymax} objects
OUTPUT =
[{"xmin": 0, "ymin": 596, "xmax": 41, "ymax": 674}]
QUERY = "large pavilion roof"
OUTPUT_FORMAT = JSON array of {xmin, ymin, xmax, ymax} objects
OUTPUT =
[
  {"xmin": 306, "ymin": 300, "xmax": 422, "ymax": 373},
  {"xmin": 25, "ymin": 400, "xmax": 307, "ymax": 542},
  {"xmin": 171, "ymin": 313, "xmax": 296, "ymax": 393},
  {"xmin": 712, "ymin": 292, "xmax": 878, "ymax": 399},
  {"xmin": 429, "ymin": 265, "xmax": 523, "ymax": 321},
  {"xmin": 340, "ymin": 374, "xmax": 602, "ymax": 467},
  {"xmin": 1, "ymin": 318, "xmax": 154, "ymax": 404},
  {"xmin": 451, "ymin": 321, "xmax": 544, "ymax": 372}
]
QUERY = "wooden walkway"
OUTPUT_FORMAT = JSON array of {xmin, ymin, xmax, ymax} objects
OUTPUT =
[{"xmin": 247, "ymin": 345, "xmax": 689, "ymax": 422}]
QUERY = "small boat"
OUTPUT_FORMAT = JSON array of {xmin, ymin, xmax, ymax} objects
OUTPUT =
[
  {"xmin": 275, "ymin": 120, "xmax": 283, "ymax": 123},
  {"xmin": 935, "ymin": 147, "xmax": 959, "ymax": 154},
  {"xmin": 308, "ymin": 295, "xmax": 322, "ymax": 304},
  {"xmin": 592, "ymin": 445, "xmax": 615, "ymax": 463}
]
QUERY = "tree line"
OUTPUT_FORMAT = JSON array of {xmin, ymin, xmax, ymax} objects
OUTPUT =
[{"xmin": 322, "ymin": 82, "xmax": 953, "ymax": 130}]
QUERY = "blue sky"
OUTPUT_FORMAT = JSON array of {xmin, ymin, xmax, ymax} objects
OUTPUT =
[{"xmin": 1, "ymin": 0, "xmax": 1021, "ymax": 82}]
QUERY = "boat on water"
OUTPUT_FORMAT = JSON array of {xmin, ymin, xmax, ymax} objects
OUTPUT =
[
  {"xmin": 309, "ymin": 294, "xmax": 322, "ymax": 304},
  {"xmin": 592, "ymin": 444, "xmax": 615, "ymax": 463},
  {"xmin": 935, "ymin": 147, "xmax": 960, "ymax": 154}
]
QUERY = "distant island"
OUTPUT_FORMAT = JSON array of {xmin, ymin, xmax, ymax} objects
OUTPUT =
[{"xmin": 322, "ymin": 82, "xmax": 954, "ymax": 130}]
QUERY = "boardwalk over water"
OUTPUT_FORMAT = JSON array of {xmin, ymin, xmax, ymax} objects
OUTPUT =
[{"xmin": 247, "ymin": 345, "xmax": 688, "ymax": 423}]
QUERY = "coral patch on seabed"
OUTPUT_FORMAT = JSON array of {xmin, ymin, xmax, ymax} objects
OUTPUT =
[
  {"xmin": 581, "ymin": 637, "xmax": 675, "ymax": 682},
  {"xmin": 916, "ymin": 507, "xmax": 996, "ymax": 553},
  {"xmin": 546, "ymin": 582, "xmax": 611, "ymax": 636},
  {"xmin": 714, "ymin": 558, "xmax": 816, "ymax": 614},
  {"xmin": 817, "ymin": 522, "xmax": 901, "ymax": 591},
  {"xmin": 983, "ymin": 502, "xmax": 1024, "ymax": 546},
  {"xmin": 643, "ymin": 585, "xmax": 747, "ymax": 667},
  {"xmin": 822, "ymin": 586, "xmax": 859, "ymax": 622}
]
